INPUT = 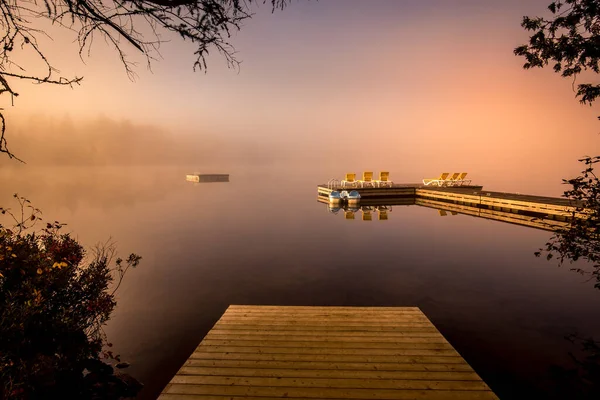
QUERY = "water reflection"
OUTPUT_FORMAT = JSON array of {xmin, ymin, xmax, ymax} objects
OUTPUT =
[
  {"xmin": 0, "ymin": 166, "xmax": 182, "ymax": 212},
  {"xmin": 320, "ymin": 196, "xmax": 570, "ymax": 231},
  {"xmin": 328, "ymin": 204, "xmax": 392, "ymax": 221},
  {"xmin": 2, "ymin": 166, "xmax": 599, "ymax": 400}
]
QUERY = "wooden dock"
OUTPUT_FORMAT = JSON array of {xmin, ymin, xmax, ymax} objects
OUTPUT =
[
  {"xmin": 159, "ymin": 305, "xmax": 498, "ymax": 399},
  {"xmin": 318, "ymin": 195, "xmax": 569, "ymax": 231},
  {"xmin": 317, "ymin": 184, "xmax": 584, "ymax": 220}
]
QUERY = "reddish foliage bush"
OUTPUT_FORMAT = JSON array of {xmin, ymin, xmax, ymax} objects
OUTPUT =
[{"xmin": 0, "ymin": 195, "xmax": 141, "ymax": 399}]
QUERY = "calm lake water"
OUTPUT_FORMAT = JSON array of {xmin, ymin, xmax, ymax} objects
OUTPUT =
[{"xmin": 2, "ymin": 165, "xmax": 599, "ymax": 399}]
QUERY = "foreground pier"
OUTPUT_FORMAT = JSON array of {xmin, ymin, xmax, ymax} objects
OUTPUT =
[{"xmin": 159, "ymin": 305, "xmax": 498, "ymax": 399}]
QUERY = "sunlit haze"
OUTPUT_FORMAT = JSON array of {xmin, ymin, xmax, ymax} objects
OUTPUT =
[{"xmin": 2, "ymin": 0, "xmax": 600, "ymax": 193}]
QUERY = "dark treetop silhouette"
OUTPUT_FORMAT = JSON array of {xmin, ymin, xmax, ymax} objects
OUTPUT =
[
  {"xmin": 515, "ymin": 0, "xmax": 600, "ymax": 114},
  {"xmin": 0, "ymin": 0, "xmax": 287, "ymax": 160}
]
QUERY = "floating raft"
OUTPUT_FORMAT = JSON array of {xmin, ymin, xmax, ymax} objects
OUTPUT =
[
  {"xmin": 159, "ymin": 305, "xmax": 499, "ymax": 399},
  {"xmin": 186, "ymin": 174, "xmax": 229, "ymax": 183}
]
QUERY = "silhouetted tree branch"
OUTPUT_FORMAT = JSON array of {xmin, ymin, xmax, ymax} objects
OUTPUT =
[
  {"xmin": 0, "ymin": 0, "xmax": 289, "ymax": 160},
  {"xmin": 515, "ymin": 0, "xmax": 600, "ymax": 113}
]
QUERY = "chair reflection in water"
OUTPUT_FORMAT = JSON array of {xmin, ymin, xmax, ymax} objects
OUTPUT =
[
  {"xmin": 361, "ymin": 207, "xmax": 373, "ymax": 221},
  {"xmin": 338, "ymin": 205, "xmax": 392, "ymax": 221},
  {"xmin": 438, "ymin": 209, "xmax": 457, "ymax": 216},
  {"xmin": 376, "ymin": 206, "xmax": 391, "ymax": 220}
]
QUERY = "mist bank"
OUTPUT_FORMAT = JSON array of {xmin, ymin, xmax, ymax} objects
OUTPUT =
[
  {"xmin": 0, "ymin": 115, "xmax": 293, "ymax": 167},
  {"xmin": 1, "ymin": 113, "xmax": 596, "ymax": 197}
]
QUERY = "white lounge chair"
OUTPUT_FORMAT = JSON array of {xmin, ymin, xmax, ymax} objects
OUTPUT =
[{"xmin": 423, "ymin": 172, "xmax": 450, "ymax": 186}]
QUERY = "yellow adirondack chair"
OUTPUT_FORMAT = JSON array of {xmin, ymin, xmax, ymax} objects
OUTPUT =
[
  {"xmin": 447, "ymin": 173, "xmax": 461, "ymax": 186},
  {"xmin": 341, "ymin": 173, "xmax": 357, "ymax": 188},
  {"xmin": 375, "ymin": 171, "xmax": 392, "ymax": 187},
  {"xmin": 359, "ymin": 171, "xmax": 374, "ymax": 188}
]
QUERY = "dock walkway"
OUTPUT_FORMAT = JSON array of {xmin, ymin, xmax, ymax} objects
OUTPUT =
[{"xmin": 159, "ymin": 305, "xmax": 498, "ymax": 399}]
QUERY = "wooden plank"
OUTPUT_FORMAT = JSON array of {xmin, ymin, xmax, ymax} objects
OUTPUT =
[
  {"xmin": 164, "ymin": 384, "xmax": 498, "ymax": 399},
  {"xmin": 182, "ymin": 359, "xmax": 475, "ymax": 372},
  {"xmin": 170, "ymin": 375, "xmax": 491, "ymax": 390},
  {"xmin": 200, "ymin": 339, "xmax": 453, "ymax": 349},
  {"xmin": 204, "ymin": 333, "xmax": 447, "ymax": 342},
  {"xmin": 215, "ymin": 321, "xmax": 435, "ymax": 327},
  {"xmin": 219, "ymin": 315, "xmax": 430, "ymax": 321},
  {"xmin": 194, "ymin": 346, "xmax": 460, "ymax": 356},
  {"xmin": 189, "ymin": 352, "xmax": 467, "ymax": 364},
  {"xmin": 218, "ymin": 318, "xmax": 432, "ymax": 324},
  {"xmin": 211, "ymin": 323, "xmax": 441, "ymax": 332},
  {"xmin": 177, "ymin": 366, "xmax": 482, "ymax": 380},
  {"xmin": 221, "ymin": 311, "xmax": 429, "ymax": 317}
]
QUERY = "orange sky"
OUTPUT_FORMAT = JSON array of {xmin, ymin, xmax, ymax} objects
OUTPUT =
[{"xmin": 2, "ymin": 0, "xmax": 600, "ymax": 195}]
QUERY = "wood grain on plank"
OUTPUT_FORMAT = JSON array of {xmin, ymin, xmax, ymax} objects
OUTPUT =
[
  {"xmin": 159, "ymin": 305, "xmax": 498, "ymax": 399},
  {"xmin": 182, "ymin": 359, "xmax": 475, "ymax": 371},
  {"xmin": 176, "ymin": 366, "xmax": 482, "ymax": 380}
]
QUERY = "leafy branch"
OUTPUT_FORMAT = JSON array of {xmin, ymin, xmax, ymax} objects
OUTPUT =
[{"xmin": 515, "ymin": 0, "xmax": 600, "ymax": 115}]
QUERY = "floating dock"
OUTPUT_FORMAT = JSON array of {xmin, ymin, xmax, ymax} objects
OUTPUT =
[
  {"xmin": 317, "ymin": 184, "xmax": 584, "ymax": 222},
  {"xmin": 186, "ymin": 174, "xmax": 230, "ymax": 183},
  {"xmin": 159, "ymin": 305, "xmax": 498, "ymax": 399},
  {"xmin": 414, "ymin": 197, "xmax": 570, "ymax": 231}
]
